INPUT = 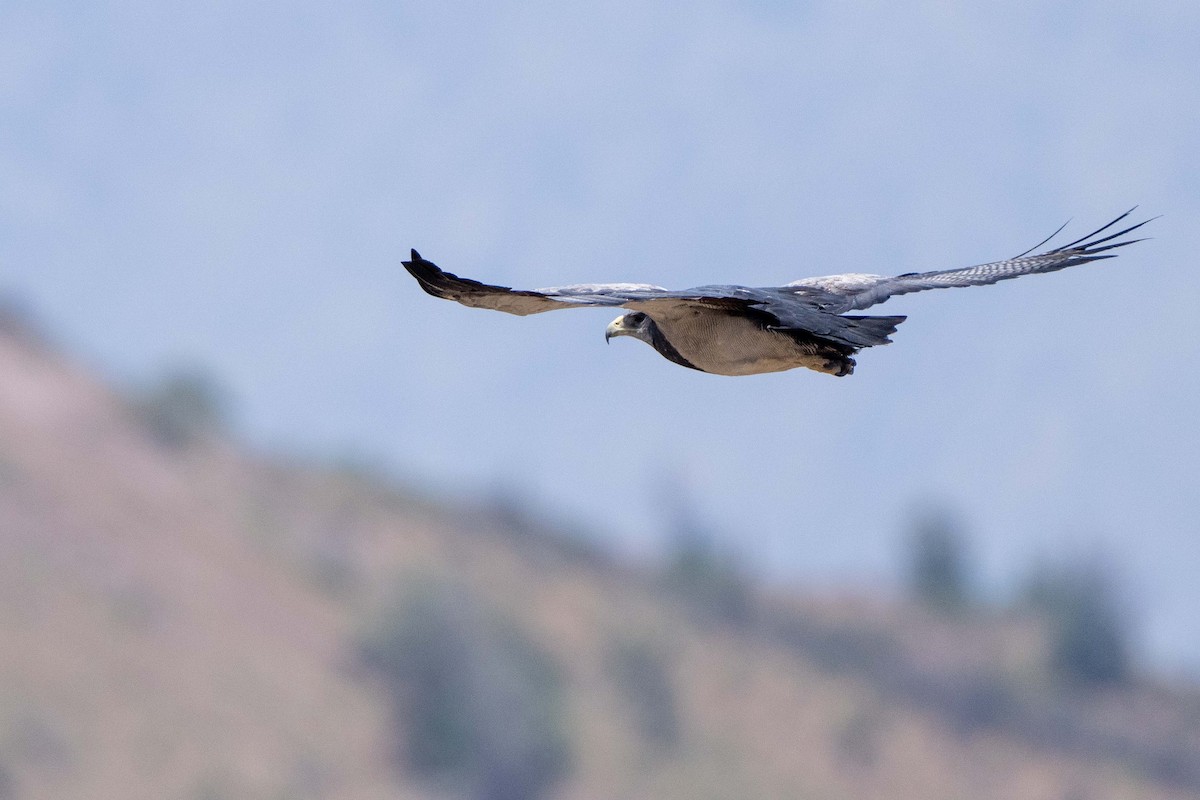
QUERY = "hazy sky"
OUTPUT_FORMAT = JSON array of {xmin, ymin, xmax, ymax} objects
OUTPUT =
[{"xmin": 3, "ymin": 1, "xmax": 1199, "ymax": 671}]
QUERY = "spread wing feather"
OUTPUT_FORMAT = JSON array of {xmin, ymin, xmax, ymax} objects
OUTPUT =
[{"xmin": 785, "ymin": 209, "xmax": 1154, "ymax": 312}]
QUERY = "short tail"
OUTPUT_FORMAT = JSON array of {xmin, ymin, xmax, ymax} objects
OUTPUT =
[{"xmin": 835, "ymin": 314, "xmax": 907, "ymax": 348}]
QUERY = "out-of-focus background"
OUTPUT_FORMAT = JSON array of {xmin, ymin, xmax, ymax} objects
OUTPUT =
[{"xmin": 3, "ymin": 2, "xmax": 1199, "ymax": 798}]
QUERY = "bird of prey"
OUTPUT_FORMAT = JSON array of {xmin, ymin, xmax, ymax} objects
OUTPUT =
[{"xmin": 403, "ymin": 210, "xmax": 1151, "ymax": 376}]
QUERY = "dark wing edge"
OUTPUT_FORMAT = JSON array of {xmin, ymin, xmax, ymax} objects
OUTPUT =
[
  {"xmin": 734, "ymin": 288, "xmax": 908, "ymax": 350},
  {"xmin": 629, "ymin": 288, "xmax": 908, "ymax": 351},
  {"xmin": 768, "ymin": 309, "xmax": 906, "ymax": 350},
  {"xmin": 402, "ymin": 250, "xmax": 580, "ymax": 316},
  {"xmin": 834, "ymin": 209, "xmax": 1156, "ymax": 311},
  {"xmin": 402, "ymin": 250, "xmax": 684, "ymax": 315},
  {"xmin": 825, "ymin": 314, "xmax": 907, "ymax": 348}
]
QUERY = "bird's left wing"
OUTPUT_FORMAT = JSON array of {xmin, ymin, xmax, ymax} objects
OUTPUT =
[
  {"xmin": 402, "ymin": 250, "xmax": 671, "ymax": 315},
  {"xmin": 785, "ymin": 210, "xmax": 1154, "ymax": 312}
]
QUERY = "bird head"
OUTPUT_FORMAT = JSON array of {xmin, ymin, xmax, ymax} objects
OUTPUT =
[{"xmin": 605, "ymin": 312, "xmax": 653, "ymax": 345}]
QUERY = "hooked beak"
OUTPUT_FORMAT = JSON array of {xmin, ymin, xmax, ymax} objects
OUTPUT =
[{"xmin": 605, "ymin": 316, "xmax": 626, "ymax": 344}]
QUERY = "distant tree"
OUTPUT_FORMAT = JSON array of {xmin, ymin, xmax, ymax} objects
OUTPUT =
[
  {"xmin": 359, "ymin": 580, "xmax": 570, "ymax": 800},
  {"xmin": 607, "ymin": 638, "xmax": 679, "ymax": 750},
  {"xmin": 657, "ymin": 475, "xmax": 756, "ymax": 626},
  {"xmin": 662, "ymin": 532, "xmax": 753, "ymax": 623},
  {"xmin": 907, "ymin": 508, "xmax": 972, "ymax": 613},
  {"xmin": 132, "ymin": 367, "xmax": 230, "ymax": 448},
  {"xmin": 663, "ymin": 532, "xmax": 754, "ymax": 626},
  {"xmin": 1021, "ymin": 559, "xmax": 1132, "ymax": 686}
]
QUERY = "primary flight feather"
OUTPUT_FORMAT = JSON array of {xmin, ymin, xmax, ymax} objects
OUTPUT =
[{"xmin": 403, "ymin": 210, "xmax": 1152, "ymax": 376}]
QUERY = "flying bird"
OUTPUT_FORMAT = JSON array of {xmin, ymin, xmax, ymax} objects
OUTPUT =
[{"xmin": 403, "ymin": 210, "xmax": 1151, "ymax": 376}]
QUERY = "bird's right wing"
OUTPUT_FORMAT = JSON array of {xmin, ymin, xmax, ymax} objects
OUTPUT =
[
  {"xmin": 402, "ymin": 250, "xmax": 671, "ymax": 316},
  {"xmin": 786, "ymin": 210, "xmax": 1154, "ymax": 312}
]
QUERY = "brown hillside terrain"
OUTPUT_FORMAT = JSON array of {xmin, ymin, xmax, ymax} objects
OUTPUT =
[{"xmin": 0, "ymin": 314, "xmax": 1198, "ymax": 800}]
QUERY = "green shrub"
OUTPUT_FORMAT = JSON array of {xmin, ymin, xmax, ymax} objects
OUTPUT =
[
  {"xmin": 359, "ymin": 581, "xmax": 570, "ymax": 800},
  {"xmin": 132, "ymin": 367, "xmax": 230, "ymax": 448},
  {"xmin": 1022, "ymin": 560, "xmax": 1131, "ymax": 686},
  {"xmin": 907, "ymin": 509, "xmax": 972, "ymax": 613}
]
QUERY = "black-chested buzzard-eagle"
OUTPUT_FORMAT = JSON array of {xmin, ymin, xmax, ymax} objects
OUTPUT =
[{"xmin": 403, "ymin": 211, "xmax": 1151, "ymax": 376}]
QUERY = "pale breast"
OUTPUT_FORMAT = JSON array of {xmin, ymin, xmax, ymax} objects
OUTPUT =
[{"xmin": 649, "ymin": 308, "xmax": 815, "ymax": 376}]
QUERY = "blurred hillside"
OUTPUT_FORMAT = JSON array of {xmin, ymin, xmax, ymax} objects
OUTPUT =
[{"xmin": 1, "ymin": 307, "xmax": 1198, "ymax": 800}]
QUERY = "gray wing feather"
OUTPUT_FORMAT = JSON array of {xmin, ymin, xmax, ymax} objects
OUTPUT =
[{"xmin": 786, "ymin": 210, "xmax": 1153, "ymax": 312}]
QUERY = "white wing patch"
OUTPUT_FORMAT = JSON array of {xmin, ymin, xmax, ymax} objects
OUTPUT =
[
  {"xmin": 785, "ymin": 274, "xmax": 887, "ymax": 293},
  {"xmin": 537, "ymin": 283, "xmax": 669, "ymax": 295}
]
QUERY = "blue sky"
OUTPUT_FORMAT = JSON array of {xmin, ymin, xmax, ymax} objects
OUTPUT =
[{"xmin": 3, "ymin": 1, "xmax": 1199, "ymax": 672}]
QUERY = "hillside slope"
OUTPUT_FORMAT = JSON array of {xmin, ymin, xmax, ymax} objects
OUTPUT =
[{"xmin": 0, "ymin": 314, "xmax": 1197, "ymax": 800}]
